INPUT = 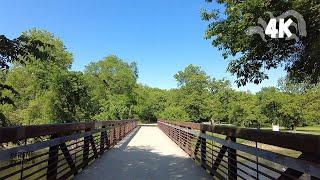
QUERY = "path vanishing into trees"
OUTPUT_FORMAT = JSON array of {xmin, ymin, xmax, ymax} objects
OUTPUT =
[{"xmin": 76, "ymin": 125, "xmax": 211, "ymax": 180}]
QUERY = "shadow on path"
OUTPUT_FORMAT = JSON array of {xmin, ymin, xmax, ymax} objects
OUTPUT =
[{"xmin": 76, "ymin": 126, "xmax": 210, "ymax": 180}]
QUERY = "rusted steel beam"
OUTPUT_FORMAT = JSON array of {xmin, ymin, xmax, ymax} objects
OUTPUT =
[
  {"xmin": 89, "ymin": 135, "xmax": 98, "ymax": 158},
  {"xmin": 113, "ymin": 126, "xmax": 117, "ymax": 146},
  {"xmin": 82, "ymin": 129, "xmax": 90, "ymax": 168},
  {"xmin": 100, "ymin": 126, "xmax": 106, "ymax": 155},
  {"xmin": 60, "ymin": 142, "xmax": 77, "ymax": 175},
  {"xmin": 212, "ymin": 145, "xmax": 228, "ymax": 176},
  {"xmin": 105, "ymin": 131, "xmax": 110, "ymax": 150},
  {"xmin": 158, "ymin": 120, "xmax": 320, "ymax": 156},
  {"xmin": 200, "ymin": 130, "xmax": 206, "ymax": 166},
  {"xmin": 0, "ymin": 120, "xmax": 136, "ymax": 143},
  {"xmin": 59, "ymin": 150, "xmax": 97, "ymax": 180},
  {"xmin": 278, "ymin": 153, "xmax": 320, "ymax": 180},
  {"xmin": 227, "ymin": 137, "xmax": 237, "ymax": 180},
  {"xmin": 0, "ymin": 121, "xmax": 137, "ymax": 180},
  {"xmin": 159, "ymin": 121, "xmax": 320, "ymax": 178},
  {"xmin": 47, "ymin": 135, "xmax": 59, "ymax": 180},
  {"xmin": 0, "ymin": 128, "xmax": 107, "ymax": 161}
]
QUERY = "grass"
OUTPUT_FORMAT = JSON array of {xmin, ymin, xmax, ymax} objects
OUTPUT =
[
  {"xmin": 295, "ymin": 125, "xmax": 320, "ymax": 134},
  {"xmin": 260, "ymin": 125, "xmax": 320, "ymax": 135}
]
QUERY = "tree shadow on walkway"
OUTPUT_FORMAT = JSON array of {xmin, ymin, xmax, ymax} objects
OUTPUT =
[{"xmin": 76, "ymin": 126, "xmax": 210, "ymax": 180}]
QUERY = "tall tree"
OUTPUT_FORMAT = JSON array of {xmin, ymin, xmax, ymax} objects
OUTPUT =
[
  {"xmin": 0, "ymin": 31, "xmax": 54, "ymax": 125},
  {"xmin": 202, "ymin": 0, "xmax": 320, "ymax": 86},
  {"xmin": 52, "ymin": 72, "xmax": 94, "ymax": 123},
  {"xmin": 174, "ymin": 65, "xmax": 212, "ymax": 122},
  {"xmin": 84, "ymin": 55, "xmax": 138, "ymax": 120},
  {"xmin": 134, "ymin": 86, "xmax": 168, "ymax": 122},
  {"xmin": 257, "ymin": 87, "xmax": 283, "ymax": 125},
  {"xmin": 1, "ymin": 29, "xmax": 72, "ymax": 125}
]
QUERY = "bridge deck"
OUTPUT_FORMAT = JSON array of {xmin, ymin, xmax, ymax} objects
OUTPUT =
[{"xmin": 76, "ymin": 125, "xmax": 211, "ymax": 180}]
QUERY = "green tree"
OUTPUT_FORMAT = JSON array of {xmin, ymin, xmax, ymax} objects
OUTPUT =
[
  {"xmin": 174, "ymin": 65, "xmax": 212, "ymax": 122},
  {"xmin": 209, "ymin": 78, "xmax": 233, "ymax": 123},
  {"xmin": 51, "ymin": 72, "xmax": 94, "ymax": 123},
  {"xmin": 278, "ymin": 76, "xmax": 317, "ymax": 94},
  {"xmin": 159, "ymin": 106, "xmax": 190, "ymax": 121},
  {"xmin": 0, "ymin": 31, "xmax": 55, "ymax": 126},
  {"xmin": 257, "ymin": 87, "xmax": 283, "ymax": 125},
  {"xmin": 301, "ymin": 86, "xmax": 320, "ymax": 125},
  {"xmin": 202, "ymin": 0, "xmax": 320, "ymax": 86},
  {"xmin": 1, "ymin": 29, "xmax": 73, "ymax": 125},
  {"xmin": 134, "ymin": 86, "xmax": 167, "ymax": 122},
  {"xmin": 279, "ymin": 93, "xmax": 304, "ymax": 129},
  {"xmin": 84, "ymin": 55, "xmax": 138, "ymax": 120},
  {"xmin": 227, "ymin": 92, "xmax": 262, "ymax": 126}
]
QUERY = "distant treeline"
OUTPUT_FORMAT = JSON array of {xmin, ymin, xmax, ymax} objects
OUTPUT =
[{"xmin": 1, "ymin": 29, "xmax": 319, "ymax": 128}]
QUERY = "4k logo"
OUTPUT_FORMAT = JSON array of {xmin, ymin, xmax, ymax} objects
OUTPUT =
[
  {"xmin": 245, "ymin": 10, "xmax": 307, "ymax": 42},
  {"xmin": 265, "ymin": 18, "xmax": 293, "ymax": 38}
]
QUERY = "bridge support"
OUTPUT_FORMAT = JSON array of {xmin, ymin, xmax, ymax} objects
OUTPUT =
[
  {"xmin": 47, "ymin": 135, "xmax": 59, "ymax": 179},
  {"xmin": 227, "ymin": 137, "xmax": 237, "ymax": 179}
]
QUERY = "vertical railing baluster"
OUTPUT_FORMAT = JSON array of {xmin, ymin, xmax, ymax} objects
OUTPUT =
[
  {"xmin": 200, "ymin": 130, "xmax": 207, "ymax": 168},
  {"xmin": 83, "ymin": 128, "xmax": 90, "ymax": 168},
  {"xmin": 47, "ymin": 134, "xmax": 59, "ymax": 179},
  {"xmin": 113, "ymin": 124, "xmax": 116, "ymax": 144},
  {"xmin": 187, "ymin": 127, "xmax": 192, "ymax": 156},
  {"xmin": 228, "ymin": 136, "xmax": 237, "ymax": 179},
  {"xmin": 20, "ymin": 139, "xmax": 27, "ymax": 179},
  {"xmin": 100, "ymin": 126, "xmax": 106, "ymax": 155}
]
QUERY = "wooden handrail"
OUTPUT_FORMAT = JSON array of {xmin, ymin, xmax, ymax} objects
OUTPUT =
[
  {"xmin": 0, "ymin": 119, "xmax": 138, "ymax": 179},
  {"xmin": 158, "ymin": 120, "xmax": 320, "ymax": 179},
  {"xmin": 159, "ymin": 120, "xmax": 320, "ymax": 156},
  {"xmin": 0, "ymin": 119, "xmax": 136, "ymax": 143}
]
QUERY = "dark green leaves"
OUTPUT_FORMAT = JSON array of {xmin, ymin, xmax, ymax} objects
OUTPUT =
[{"xmin": 203, "ymin": 0, "xmax": 320, "ymax": 86}]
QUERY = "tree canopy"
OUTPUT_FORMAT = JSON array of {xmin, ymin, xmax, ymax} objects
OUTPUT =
[
  {"xmin": 1, "ymin": 26, "xmax": 319, "ymax": 129},
  {"xmin": 202, "ymin": 0, "xmax": 320, "ymax": 86}
]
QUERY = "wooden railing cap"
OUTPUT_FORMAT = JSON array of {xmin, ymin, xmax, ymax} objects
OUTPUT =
[
  {"xmin": 0, "ymin": 119, "xmax": 137, "ymax": 143},
  {"xmin": 158, "ymin": 120, "xmax": 320, "ymax": 155}
]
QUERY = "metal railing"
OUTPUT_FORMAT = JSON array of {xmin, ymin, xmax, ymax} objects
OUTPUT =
[
  {"xmin": 0, "ymin": 120, "xmax": 137, "ymax": 179},
  {"xmin": 158, "ymin": 120, "xmax": 320, "ymax": 180}
]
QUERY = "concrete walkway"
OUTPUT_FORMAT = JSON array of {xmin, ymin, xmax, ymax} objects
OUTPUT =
[{"xmin": 76, "ymin": 126, "xmax": 211, "ymax": 180}]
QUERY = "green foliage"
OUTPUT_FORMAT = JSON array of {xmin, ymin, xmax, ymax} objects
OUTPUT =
[
  {"xmin": 1, "ymin": 28, "xmax": 319, "ymax": 129},
  {"xmin": 203, "ymin": 0, "xmax": 320, "ymax": 86},
  {"xmin": 257, "ymin": 87, "xmax": 283, "ymax": 125},
  {"xmin": 228, "ymin": 92, "xmax": 262, "ymax": 127},
  {"xmin": 302, "ymin": 88, "xmax": 320, "ymax": 125},
  {"xmin": 0, "ymin": 29, "xmax": 56, "ymax": 125},
  {"xmin": 159, "ymin": 106, "xmax": 190, "ymax": 121},
  {"xmin": 84, "ymin": 55, "xmax": 138, "ymax": 121},
  {"xmin": 51, "ymin": 72, "xmax": 94, "ymax": 123},
  {"xmin": 1, "ymin": 29, "xmax": 73, "ymax": 125},
  {"xmin": 134, "ymin": 86, "xmax": 167, "ymax": 122},
  {"xmin": 174, "ymin": 65, "xmax": 213, "ymax": 122}
]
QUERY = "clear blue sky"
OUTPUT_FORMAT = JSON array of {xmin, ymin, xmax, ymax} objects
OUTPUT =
[{"xmin": 1, "ymin": 0, "xmax": 285, "ymax": 92}]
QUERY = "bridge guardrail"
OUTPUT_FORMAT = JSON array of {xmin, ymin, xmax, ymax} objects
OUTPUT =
[
  {"xmin": 158, "ymin": 120, "xmax": 320, "ymax": 179},
  {"xmin": 0, "ymin": 119, "xmax": 138, "ymax": 179}
]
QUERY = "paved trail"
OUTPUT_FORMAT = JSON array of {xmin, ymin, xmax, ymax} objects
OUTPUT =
[{"xmin": 76, "ymin": 126, "xmax": 211, "ymax": 180}]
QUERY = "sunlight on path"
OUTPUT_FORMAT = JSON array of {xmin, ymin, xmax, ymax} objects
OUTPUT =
[{"xmin": 76, "ymin": 126, "xmax": 211, "ymax": 180}]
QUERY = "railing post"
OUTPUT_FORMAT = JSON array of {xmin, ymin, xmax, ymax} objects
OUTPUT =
[
  {"xmin": 60, "ymin": 143, "xmax": 77, "ymax": 175},
  {"xmin": 105, "ymin": 128, "xmax": 110, "ymax": 150},
  {"xmin": 47, "ymin": 134, "xmax": 59, "ymax": 179},
  {"xmin": 228, "ymin": 136, "xmax": 237, "ymax": 179},
  {"xmin": 83, "ymin": 128, "xmax": 90, "ymax": 168},
  {"xmin": 200, "ymin": 130, "xmax": 206, "ymax": 167},
  {"xmin": 110, "ymin": 124, "xmax": 113, "ymax": 146},
  {"xmin": 119, "ymin": 123, "xmax": 122, "ymax": 139},
  {"xmin": 113, "ymin": 124, "xmax": 117, "ymax": 145},
  {"xmin": 187, "ymin": 127, "xmax": 192, "ymax": 156},
  {"xmin": 100, "ymin": 126, "xmax": 106, "ymax": 155}
]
